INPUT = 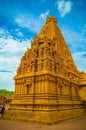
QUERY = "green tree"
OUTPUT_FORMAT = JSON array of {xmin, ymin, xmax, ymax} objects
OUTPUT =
[{"xmin": 0, "ymin": 89, "xmax": 14, "ymax": 95}]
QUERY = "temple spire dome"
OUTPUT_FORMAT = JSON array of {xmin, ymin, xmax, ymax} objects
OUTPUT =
[
  {"xmin": 39, "ymin": 15, "xmax": 59, "ymax": 39},
  {"xmin": 46, "ymin": 15, "xmax": 57, "ymax": 24}
]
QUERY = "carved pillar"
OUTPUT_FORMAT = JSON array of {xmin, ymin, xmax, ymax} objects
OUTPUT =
[
  {"xmin": 58, "ymin": 78, "xmax": 63, "ymax": 95},
  {"xmin": 17, "ymin": 84, "xmax": 18, "ymax": 94},
  {"xmin": 54, "ymin": 80, "xmax": 57, "ymax": 94},
  {"xmin": 41, "ymin": 79, "xmax": 43, "ymax": 93},
  {"xmin": 39, "ymin": 78, "xmax": 43, "ymax": 93},
  {"xmin": 23, "ymin": 83, "xmax": 25, "ymax": 94},
  {"xmin": 32, "ymin": 77, "xmax": 35, "ymax": 111},
  {"xmin": 20, "ymin": 83, "xmax": 22, "ymax": 94},
  {"xmin": 36, "ymin": 80, "xmax": 38, "ymax": 94},
  {"xmin": 24, "ymin": 84, "xmax": 27, "ymax": 94},
  {"xmin": 37, "ymin": 80, "xmax": 39, "ymax": 93},
  {"xmin": 21, "ymin": 83, "xmax": 24, "ymax": 94},
  {"xmin": 51, "ymin": 80, "xmax": 54, "ymax": 93},
  {"xmin": 39, "ymin": 80, "xmax": 41, "ymax": 93},
  {"xmin": 71, "ymin": 83, "xmax": 76, "ymax": 96},
  {"xmin": 57, "ymin": 82, "xmax": 60, "ymax": 94},
  {"xmin": 43, "ymin": 78, "xmax": 45, "ymax": 93},
  {"xmin": 45, "ymin": 75, "xmax": 49, "ymax": 93},
  {"xmin": 19, "ymin": 83, "xmax": 21, "ymax": 94},
  {"xmin": 17, "ymin": 83, "xmax": 19, "ymax": 94},
  {"xmin": 74, "ymin": 84, "xmax": 79, "ymax": 96}
]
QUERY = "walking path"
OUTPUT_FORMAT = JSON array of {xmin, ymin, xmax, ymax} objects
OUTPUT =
[{"xmin": 0, "ymin": 115, "xmax": 86, "ymax": 130}]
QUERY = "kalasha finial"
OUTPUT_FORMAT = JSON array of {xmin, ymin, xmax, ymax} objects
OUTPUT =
[{"xmin": 46, "ymin": 15, "xmax": 57, "ymax": 24}]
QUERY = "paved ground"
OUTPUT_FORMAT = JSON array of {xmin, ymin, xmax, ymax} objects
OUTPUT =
[{"xmin": 0, "ymin": 115, "xmax": 86, "ymax": 130}]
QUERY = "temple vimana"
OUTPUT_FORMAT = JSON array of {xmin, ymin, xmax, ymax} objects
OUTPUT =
[{"xmin": 5, "ymin": 15, "xmax": 86, "ymax": 124}]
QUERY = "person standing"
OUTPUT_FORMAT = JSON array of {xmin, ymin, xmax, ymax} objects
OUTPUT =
[
  {"xmin": 0, "ymin": 104, "xmax": 2, "ymax": 117},
  {"xmin": 0, "ymin": 104, "xmax": 5, "ymax": 117}
]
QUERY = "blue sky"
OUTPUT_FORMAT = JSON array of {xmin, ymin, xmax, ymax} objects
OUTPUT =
[{"xmin": 0, "ymin": 0, "xmax": 86, "ymax": 91}]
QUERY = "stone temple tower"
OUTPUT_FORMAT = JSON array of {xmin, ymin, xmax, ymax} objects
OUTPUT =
[{"xmin": 5, "ymin": 15, "xmax": 86, "ymax": 124}]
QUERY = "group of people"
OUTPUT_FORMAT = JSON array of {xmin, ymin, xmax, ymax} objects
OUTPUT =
[{"xmin": 0, "ymin": 104, "xmax": 5, "ymax": 117}]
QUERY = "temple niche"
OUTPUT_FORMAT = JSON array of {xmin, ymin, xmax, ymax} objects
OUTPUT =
[{"xmin": 5, "ymin": 15, "xmax": 86, "ymax": 124}]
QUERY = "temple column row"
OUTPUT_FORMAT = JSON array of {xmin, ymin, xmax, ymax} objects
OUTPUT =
[
  {"xmin": 35, "ymin": 80, "xmax": 45, "ymax": 93},
  {"xmin": 15, "ymin": 83, "xmax": 26, "ymax": 95},
  {"xmin": 35, "ymin": 78, "xmax": 50, "ymax": 93}
]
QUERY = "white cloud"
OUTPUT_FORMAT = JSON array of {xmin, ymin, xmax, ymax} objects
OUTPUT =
[
  {"xmin": 15, "ymin": 14, "xmax": 43, "ymax": 34},
  {"xmin": 60, "ymin": 26, "xmax": 86, "ymax": 72},
  {"xmin": 0, "ymin": 12, "xmax": 51, "ymax": 90},
  {"xmin": 40, "ymin": 10, "xmax": 50, "ymax": 21},
  {"xmin": 72, "ymin": 51, "xmax": 86, "ymax": 72},
  {"xmin": 0, "ymin": 37, "xmax": 30, "ymax": 54},
  {"xmin": 0, "ymin": 29, "xmax": 32, "ymax": 90},
  {"xmin": 57, "ymin": 0, "xmax": 72, "ymax": 17},
  {"xmin": 0, "ymin": 28, "xmax": 9, "ymax": 38},
  {"xmin": 81, "ymin": 24, "xmax": 86, "ymax": 35},
  {"xmin": 61, "ymin": 27, "xmax": 86, "ymax": 52},
  {"xmin": 0, "ymin": 72, "xmax": 15, "ymax": 91},
  {"xmin": 85, "ymin": 24, "xmax": 86, "ymax": 28},
  {"xmin": 0, "ymin": 28, "xmax": 5, "ymax": 34},
  {"xmin": 15, "ymin": 11, "xmax": 50, "ymax": 34}
]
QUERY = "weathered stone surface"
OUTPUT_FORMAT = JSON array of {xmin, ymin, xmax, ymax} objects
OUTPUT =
[{"xmin": 5, "ymin": 15, "xmax": 86, "ymax": 124}]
